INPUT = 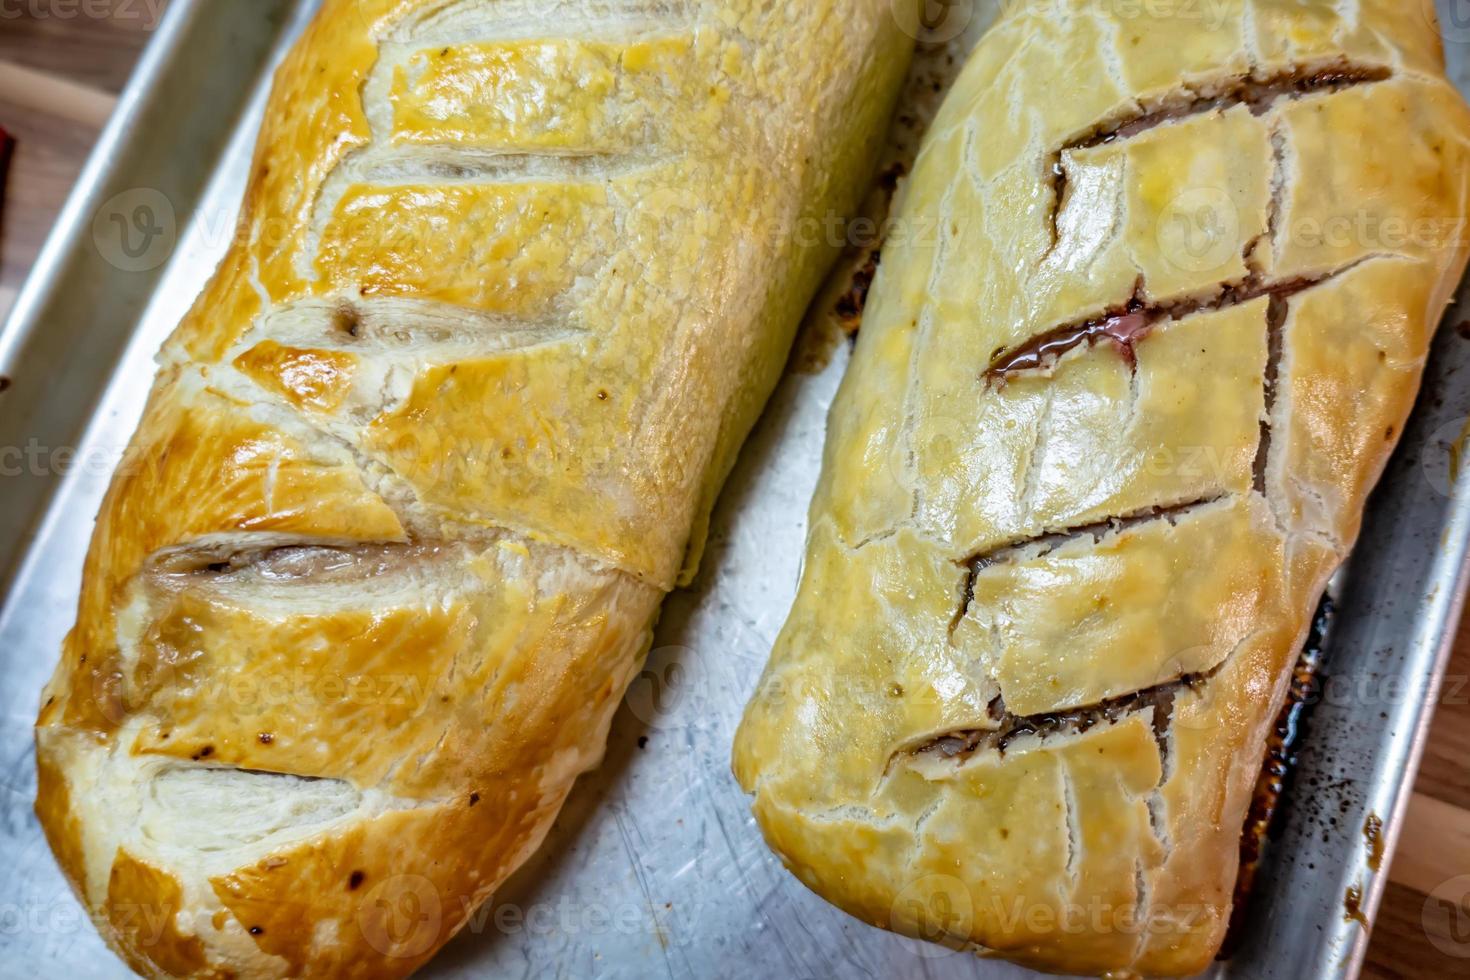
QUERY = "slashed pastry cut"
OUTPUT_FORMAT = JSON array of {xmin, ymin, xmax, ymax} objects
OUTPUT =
[
  {"xmin": 33, "ymin": 0, "xmax": 912, "ymax": 976},
  {"xmin": 733, "ymin": 0, "xmax": 1470, "ymax": 974}
]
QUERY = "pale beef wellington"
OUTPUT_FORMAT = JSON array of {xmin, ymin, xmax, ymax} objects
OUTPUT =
[{"xmin": 734, "ymin": 0, "xmax": 1470, "ymax": 974}]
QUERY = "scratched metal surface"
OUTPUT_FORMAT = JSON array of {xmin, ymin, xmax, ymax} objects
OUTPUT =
[{"xmin": 4, "ymin": 2, "xmax": 1470, "ymax": 978}]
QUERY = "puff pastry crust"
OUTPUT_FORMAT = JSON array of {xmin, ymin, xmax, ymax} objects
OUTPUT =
[
  {"xmin": 734, "ymin": 1, "xmax": 1470, "ymax": 974},
  {"xmin": 33, "ymin": 1, "xmax": 910, "ymax": 975}
]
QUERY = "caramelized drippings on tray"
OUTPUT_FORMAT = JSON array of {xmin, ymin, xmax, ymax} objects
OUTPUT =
[{"xmin": 1221, "ymin": 594, "xmax": 1335, "ymax": 957}]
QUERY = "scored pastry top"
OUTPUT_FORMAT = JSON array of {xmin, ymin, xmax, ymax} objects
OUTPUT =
[
  {"xmin": 734, "ymin": 1, "xmax": 1470, "ymax": 974},
  {"xmin": 32, "ymin": 2, "xmax": 913, "ymax": 976},
  {"xmin": 164, "ymin": 0, "xmax": 787, "ymax": 591},
  {"xmin": 45, "ymin": 0, "xmax": 910, "ymax": 744}
]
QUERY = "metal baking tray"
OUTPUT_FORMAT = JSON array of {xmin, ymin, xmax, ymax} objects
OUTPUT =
[{"xmin": 3, "ymin": 1, "xmax": 1470, "ymax": 977}]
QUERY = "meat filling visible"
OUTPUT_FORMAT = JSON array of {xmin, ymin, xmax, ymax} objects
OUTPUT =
[
  {"xmin": 985, "ymin": 259, "xmax": 1374, "ymax": 382},
  {"xmin": 909, "ymin": 669, "xmax": 1212, "ymax": 763}
]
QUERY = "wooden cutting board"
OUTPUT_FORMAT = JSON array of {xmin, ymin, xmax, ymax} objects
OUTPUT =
[
  {"xmin": 0, "ymin": 6, "xmax": 147, "ymax": 318},
  {"xmin": 0, "ymin": 6, "xmax": 1465, "ymax": 976}
]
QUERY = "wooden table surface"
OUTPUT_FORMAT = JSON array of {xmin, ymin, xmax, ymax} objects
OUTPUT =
[{"xmin": 1, "ymin": 5, "xmax": 1468, "ymax": 977}]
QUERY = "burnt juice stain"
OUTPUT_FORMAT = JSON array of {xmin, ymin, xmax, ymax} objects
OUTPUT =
[
  {"xmin": 1364, "ymin": 812, "xmax": 1384, "ymax": 872},
  {"xmin": 1220, "ymin": 594, "xmax": 1334, "ymax": 958},
  {"xmin": 1343, "ymin": 882, "xmax": 1368, "ymax": 927}
]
